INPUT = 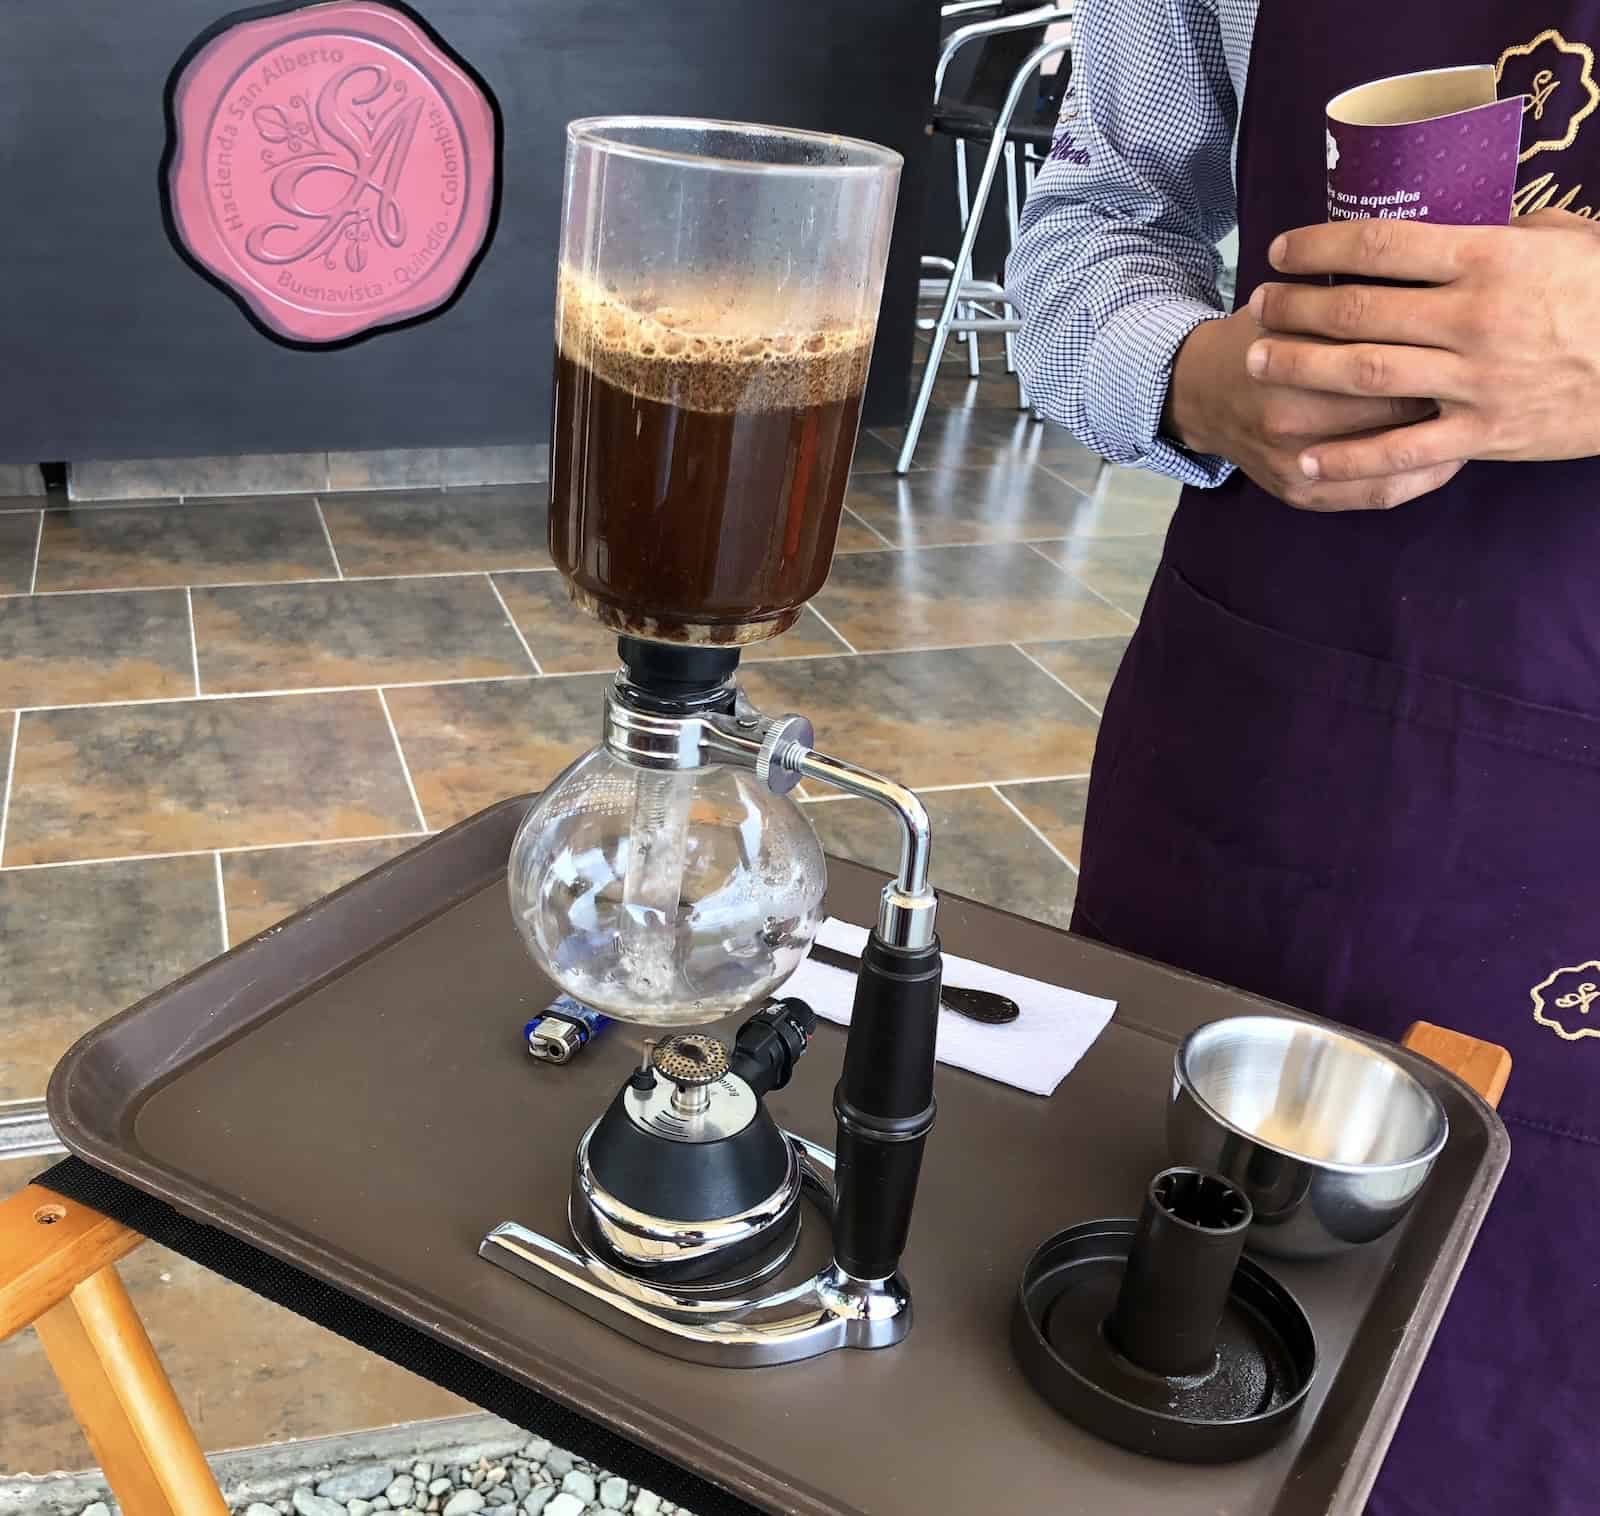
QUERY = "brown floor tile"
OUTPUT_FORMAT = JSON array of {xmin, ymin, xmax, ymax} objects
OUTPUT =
[
  {"xmin": 0, "ymin": 855, "xmax": 221, "ymax": 1100},
  {"xmin": 1033, "ymin": 535, "xmax": 1164, "ymax": 615},
  {"xmin": 869, "ymin": 408, "xmax": 1036, "ymax": 472},
  {"xmin": 1019, "ymin": 635, "xmax": 1130, "ymax": 711},
  {"xmin": 739, "ymin": 645, "xmax": 1099, "ymax": 788},
  {"xmin": 813, "ymin": 544, "xmax": 1130, "ymax": 652},
  {"xmin": 924, "ymin": 368, "xmax": 1031, "ymax": 412},
  {"xmin": 1043, "ymin": 466, "xmax": 1181, "ymax": 537},
  {"xmin": 0, "ymin": 590, "xmax": 195, "ymax": 708},
  {"xmin": 1096, "ymin": 463, "xmax": 1185, "ymax": 513},
  {"xmin": 1000, "ymin": 777, "xmax": 1091, "ymax": 868},
  {"xmin": 490, "ymin": 571, "xmax": 849, "ymax": 674},
  {"xmin": 320, "ymin": 485, "xmax": 550, "ymax": 576},
  {"xmin": 1073, "ymin": 486, "xmax": 1176, "ymax": 538},
  {"xmin": 848, "ymin": 430, "xmax": 910, "ymax": 475},
  {"xmin": 1030, "ymin": 434, "xmax": 1110, "ymax": 494},
  {"xmin": 805, "ymin": 786, "xmax": 1077, "ymax": 927},
  {"xmin": 0, "ymin": 512, "xmax": 40, "ymax": 593},
  {"xmin": 4, "ymin": 693, "xmax": 419, "ymax": 866},
  {"xmin": 34, "ymin": 499, "xmax": 336, "ymax": 592},
  {"xmin": 845, "ymin": 465, "xmax": 1090, "ymax": 547},
  {"xmin": 0, "ymin": 1156, "xmax": 468, "ymax": 1473},
  {"xmin": 870, "ymin": 410, "xmax": 1103, "ymax": 490},
  {"xmin": 833, "ymin": 509, "xmax": 888, "ymax": 553},
  {"xmin": 222, "ymin": 837, "xmax": 418, "ymax": 944},
  {"xmin": 193, "ymin": 575, "xmax": 534, "ymax": 694},
  {"xmin": 912, "ymin": 328, "xmax": 1011, "ymax": 372},
  {"xmin": 383, "ymin": 675, "xmax": 607, "ymax": 827}
]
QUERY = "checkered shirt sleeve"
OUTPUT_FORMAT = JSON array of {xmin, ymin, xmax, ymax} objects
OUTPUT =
[{"xmin": 1005, "ymin": 0, "xmax": 1249, "ymax": 486}]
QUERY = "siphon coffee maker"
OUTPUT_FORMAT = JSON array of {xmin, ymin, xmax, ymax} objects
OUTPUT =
[{"xmin": 479, "ymin": 118, "xmax": 946, "ymax": 1367}]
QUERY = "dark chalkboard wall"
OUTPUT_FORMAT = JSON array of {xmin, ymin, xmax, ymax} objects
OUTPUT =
[{"xmin": 0, "ymin": 1, "xmax": 936, "ymax": 462}]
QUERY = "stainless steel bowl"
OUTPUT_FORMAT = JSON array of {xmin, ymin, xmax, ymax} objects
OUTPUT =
[{"xmin": 1168, "ymin": 1016, "xmax": 1448, "ymax": 1260}]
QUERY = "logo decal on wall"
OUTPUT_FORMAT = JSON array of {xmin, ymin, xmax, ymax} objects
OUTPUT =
[{"xmin": 164, "ymin": 1, "xmax": 499, "ymax": 345}]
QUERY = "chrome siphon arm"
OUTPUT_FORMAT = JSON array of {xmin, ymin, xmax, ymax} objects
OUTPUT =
[
  {"xmin": 603, "ymin": 676, "xmax": 938, "ymax": 949},
  {"xmin": 774, "ymin": 744, "xmax": 936, "ymax": 951}
]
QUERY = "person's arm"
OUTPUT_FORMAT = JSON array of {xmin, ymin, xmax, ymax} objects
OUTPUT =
[
  {"xmin": 1005, "ymin": 0, "xmax": 1240, "ymax": 485},
  {"xmin": 1008, "ymin": 1, "xmax": 1457, "ymax": 512}
]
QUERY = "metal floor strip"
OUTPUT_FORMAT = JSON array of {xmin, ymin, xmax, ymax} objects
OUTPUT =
[{"xmin": 0, "ymin": 1098, "xmax": 65, "ymax": 1161}]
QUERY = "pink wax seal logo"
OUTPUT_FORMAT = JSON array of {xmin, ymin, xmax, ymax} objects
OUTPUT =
[{"xmin": 166, "ymin": 1, "xmax": 498, "ymax": 344}]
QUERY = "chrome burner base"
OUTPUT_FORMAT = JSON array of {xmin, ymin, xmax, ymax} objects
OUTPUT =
[{"xmin": 480, "ymin": 1134, "xmax": 913, "ymax": 1367}]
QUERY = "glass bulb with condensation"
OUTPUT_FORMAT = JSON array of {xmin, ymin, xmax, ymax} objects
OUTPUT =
[{"xmin": 508, "ymin": 747, "xmax": 826, "ymax": 1027}]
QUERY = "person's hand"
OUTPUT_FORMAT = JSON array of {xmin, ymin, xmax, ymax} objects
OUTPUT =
[
  {"xmin": 1249, "ymin": 210, "xmax": 1600, "ymax": 485},
  {"xmin": 1165, "ymin": 306, "xmax": 1451, "ymax": 510}
]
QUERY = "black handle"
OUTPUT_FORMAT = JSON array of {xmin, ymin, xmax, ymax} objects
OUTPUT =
[{"xmin": 831, "ymin": 933, "xmax": 941, "ymax": 1280}]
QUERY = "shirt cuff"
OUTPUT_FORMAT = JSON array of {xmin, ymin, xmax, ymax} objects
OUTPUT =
[{"xmin": 1086, "ymin": 299, "xmax": 1235, "ymax": 488}]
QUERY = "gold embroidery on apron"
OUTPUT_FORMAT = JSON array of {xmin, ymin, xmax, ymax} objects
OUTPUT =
[
  {"xmin": 1497, "ymin": 28, "xmax": 1600, "ymax": 161},
  {"xmin": 1512, "ymin": 171, "xmax": 1594, "ymax": 216},
  {"xmin": 1531, "ymin": 961, "xmax": 1600, "ymax": 1041}
]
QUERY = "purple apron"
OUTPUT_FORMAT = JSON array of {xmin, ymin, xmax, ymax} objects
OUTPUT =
[{"xmin": 1073, "ymin": 8, "xmax": 1600, "ymax": 1512}]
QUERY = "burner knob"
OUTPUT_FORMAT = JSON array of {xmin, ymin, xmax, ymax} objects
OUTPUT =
[{"xmin": 651, "ymin": 1034, "xmax": 731, "ymax": 1089}]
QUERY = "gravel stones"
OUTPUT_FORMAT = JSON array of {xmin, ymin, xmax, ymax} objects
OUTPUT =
[
  {"xmin": 560, "ymin": 1472, "xmax": 596, "ymax": 1504},
  {"xmin": 208, "ymin": 1433, "xmax": 686, "ymax": 1516},
  {"xmin": 318, "ymin": 1465, "xmax": 395, "ymax": 1503},
  {"xmin": 291, "ymin": 1491, "xmax": 346, "ymax": 1516}
]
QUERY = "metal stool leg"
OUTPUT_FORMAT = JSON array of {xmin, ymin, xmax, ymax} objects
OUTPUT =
[
  {"xmin": 1002, "ymin": 141, "xmax": 1022, "ymax": 379},
  {"xmin": 901, "ymin": 34, "xmax": 1070, "ymax": 472},
  {"xmin": 900, "ymin": 133, "xmax": 1012, "ymax": 471},
  {"xmin": 953, "ymin": 141, "xmax": 982, "ymax": 377}
]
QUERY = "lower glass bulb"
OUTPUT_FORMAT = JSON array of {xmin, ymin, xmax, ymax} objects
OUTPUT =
[{"xmin": 508, "ymin": 746, "xmax": 826, "ymax": 1027}]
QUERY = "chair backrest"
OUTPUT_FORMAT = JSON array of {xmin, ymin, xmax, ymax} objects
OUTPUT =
[{"xmin": 953, "ymin": 2, "xmax": 1057, "ymax": 116}]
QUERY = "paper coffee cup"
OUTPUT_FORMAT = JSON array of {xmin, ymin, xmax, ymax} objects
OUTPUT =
[{"xmin": 1326, "ymin": 65, "xmax": 1525, "ymax": 227}]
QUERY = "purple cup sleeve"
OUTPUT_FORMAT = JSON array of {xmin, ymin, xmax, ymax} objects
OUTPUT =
[{"xmin": 1325, "ymin": 96, "xmax": 1525, "ymax": 228}]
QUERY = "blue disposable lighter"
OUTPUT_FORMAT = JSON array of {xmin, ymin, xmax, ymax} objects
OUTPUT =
[{"xmin": 524, "ymin": 995, "xmax": 610, "ymax": 1064}]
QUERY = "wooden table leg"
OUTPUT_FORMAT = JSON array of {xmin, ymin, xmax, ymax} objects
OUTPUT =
[{"xmin": 2, "ymin": 1184, "xmax": 228, "ymax": 1516}]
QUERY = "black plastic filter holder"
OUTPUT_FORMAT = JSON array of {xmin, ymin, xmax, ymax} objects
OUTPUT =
[{"xmin": 1013, "ymin": 1168, "xmax": 1317, "ymax": 1463}]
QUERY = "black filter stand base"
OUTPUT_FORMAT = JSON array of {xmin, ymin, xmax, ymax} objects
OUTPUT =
[{"xmin": 1012, "ymin": 1213, "xmax": 1317, "ymax": 1463}]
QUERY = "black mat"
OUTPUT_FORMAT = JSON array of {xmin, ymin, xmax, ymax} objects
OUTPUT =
[{"xmin": 36, "ymin": 1155, "xmax": 762, "ymax": 1516}]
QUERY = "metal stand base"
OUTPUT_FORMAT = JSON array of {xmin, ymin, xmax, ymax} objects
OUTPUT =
[{"xmin": 480, "ymin": 1135, "xmax": 913, "ymax": 1367}]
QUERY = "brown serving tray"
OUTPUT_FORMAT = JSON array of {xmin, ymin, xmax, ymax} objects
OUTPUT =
[{"xmin": 48, "ymin": 797, "xmax": 1508, "ymax": 1516}]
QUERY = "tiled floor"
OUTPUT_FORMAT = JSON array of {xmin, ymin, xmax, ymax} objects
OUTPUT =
[{"xmin": 0, "ymin": 342, "xmax": 1178, "ymax": 1474}]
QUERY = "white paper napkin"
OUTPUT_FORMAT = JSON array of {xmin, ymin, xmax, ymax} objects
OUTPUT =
[{"xmin": 782, "ymin": 918, "xmax": 1117, "ymax": 1097}]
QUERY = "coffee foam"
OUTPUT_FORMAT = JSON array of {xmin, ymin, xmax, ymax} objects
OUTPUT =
[{"xmin": 556, "ymin": 267, "xmax": 875, "ymax": 413}]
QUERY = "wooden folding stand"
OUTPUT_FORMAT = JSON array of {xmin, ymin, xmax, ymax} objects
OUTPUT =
[
  {"xmin": 0, "ymin": 1021, "xmax": 1510, "ymax": 1516},
  {"xmin": 0, "ymin": 1182, "xmax": 229, "ymax": 1515}
]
